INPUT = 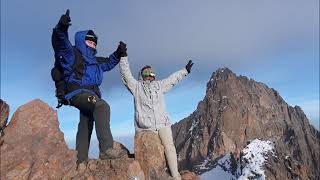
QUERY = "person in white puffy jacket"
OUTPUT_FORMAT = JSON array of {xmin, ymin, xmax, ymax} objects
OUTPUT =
[{"xmin": 118, "ymin": 42, "xmax": 193, "ymax": 180}]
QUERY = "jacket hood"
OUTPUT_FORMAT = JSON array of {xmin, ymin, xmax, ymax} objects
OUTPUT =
[
  {"xmin": 75, "ymin": 30, "xmax": 97, "ymax": 58},
  {"xmin": 138, "ymin": 71, "xmax": 143, "ymax": 81}
]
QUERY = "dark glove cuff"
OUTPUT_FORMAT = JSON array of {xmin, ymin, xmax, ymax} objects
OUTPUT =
[
  {"xmin": 114, "ymin": 50, "xmax": 127, "ymax": 59},
  {"xmin": 114, "ymin": 51, "xmax": 121, "ymax": 60}
]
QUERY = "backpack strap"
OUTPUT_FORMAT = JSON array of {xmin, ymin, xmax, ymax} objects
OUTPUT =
[{"xmin": 71, "ymin": 48, "xmax": 85, "ymax": 80}]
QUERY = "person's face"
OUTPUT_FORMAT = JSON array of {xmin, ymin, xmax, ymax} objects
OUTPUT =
[
  {"xmin": 143, "ymin": 76, "xmax": 155, "ymax": 81},
  {"xmin": 85, "ymin": 40, "xmax": 97, "ymax": 49},
  {"xmin": 142, "ymin": 68, "xmax": 156, "ymax": 81}
]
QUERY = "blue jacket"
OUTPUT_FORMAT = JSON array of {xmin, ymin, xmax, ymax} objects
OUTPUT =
[{"xmin": 52, "ymin": 28, "xmax": 120, "ymax": 100}]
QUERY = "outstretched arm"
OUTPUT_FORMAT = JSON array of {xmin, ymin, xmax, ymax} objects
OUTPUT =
[
  {"xmin": 119, "ymin": 57, "xmax": 138, "ymax": 94},
  {"xmin": 52, "ymin": 9, "xmax": 72, "ymax": 51},
  {"xmin": 159, "ymin": 60, "xmax": 193, "ymax": 93}
]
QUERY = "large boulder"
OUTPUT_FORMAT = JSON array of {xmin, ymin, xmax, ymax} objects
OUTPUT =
[
  {"xmin": 0, "ymin": 99, "xmax": 145, "ymax": 180},
  {"xmin": 72, "ymin": 156, "xmax": 145, "ymax": 180},
  {"xmin": 0, "ymin": 99, "xmax": 77, "ymax": 179},
  {"xmin": 134, "ymin": 130, "xmax": 171, "ymax": 180},
  {"xmin": 72, "ymin": 142, "xmax": 145, "ymax": 180}
]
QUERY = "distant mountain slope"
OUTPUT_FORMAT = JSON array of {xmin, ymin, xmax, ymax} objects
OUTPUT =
[{"xmin": 172, "ymin": 68, "xmax": 320, "ymax": 179}]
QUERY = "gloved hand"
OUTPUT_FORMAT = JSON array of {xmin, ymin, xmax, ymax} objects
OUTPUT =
[
  {"xmin": 185, "ymin": 60, "xmax": 194, "ymax": 74},
  {"xmin": 115, "ymin": 41, "xmax": 127, "ymax": 58},
  {"xmin": 56, "ymin": 98, "xmax": 69, "ymax": 108},
  {"xmin": 58, "ymin": 9, "xmax": 71, "ymax": 32}
]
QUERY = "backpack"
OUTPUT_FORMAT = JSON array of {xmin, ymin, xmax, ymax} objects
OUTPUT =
[{"xmin": 51, "ymin": 47, "xmax": 85, "ymax": 108}]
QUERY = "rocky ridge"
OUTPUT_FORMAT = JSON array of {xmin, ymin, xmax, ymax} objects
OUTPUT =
[
  {"xmin": 172, "ymin": 68, "xmax": 320, "ymax": 179},
  {"xmin": 0, "ymin": 99, "xmax": 198, "ymax": 180}
]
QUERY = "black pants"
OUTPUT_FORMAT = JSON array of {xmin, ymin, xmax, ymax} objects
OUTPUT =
[{"xmin": 70, "ymin": 93, "xmax": 113, "ymax": 164}]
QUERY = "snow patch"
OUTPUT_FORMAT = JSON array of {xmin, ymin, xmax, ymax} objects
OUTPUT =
[
  {"xmin": 189, "ymin": 119, "xmax": 199, "ymax": 133},
  {"xmin": 201, "ymin": 165, "xmax": 236, "ymax": 180},
  {"xmin": 200, "ymin": 154, "xmax": 237, "ymax": 180},
  {"xmin": 198, "ymin": 139, "xmax": 275, "ymax": 180},
  {"xmin": 238, "ymin": 139, "xmax": 275, "ymax": 180}
]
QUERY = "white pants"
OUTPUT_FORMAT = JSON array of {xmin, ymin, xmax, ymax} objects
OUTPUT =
[{"xmin": 158, "ymin": 126, "xmax": 181, "ymax": 180}]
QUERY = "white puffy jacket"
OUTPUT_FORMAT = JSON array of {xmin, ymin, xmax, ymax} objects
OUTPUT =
[{"xmin": 119, "ymin": 57, "xmax": 188, "ymax": 131}]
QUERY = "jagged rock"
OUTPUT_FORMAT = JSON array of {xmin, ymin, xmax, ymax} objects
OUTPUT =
[
  {"xmin": 180, "ymin": 170, "xmax": 200, "ymax": 180},
  {"xmin": 0, "ymin": 99, "xmax": 145, "ymax": 180},
  {"xmin": 0, "ymin": 99, "xmax": 77, "ymax": 179},
  {"xmin": 0, "ymin": 99, "xmax": 9, "ymax": 133},
  {"xmin": 71, "ymin": 157, "xmax": 145, "ymax": 180},
  {"xmin": 172, "ymin": 68, "xmax": 320, "ymax": 179},
  {"xmin": 134, "ymin": 130, "xmax": 171, "ymax": 180}
]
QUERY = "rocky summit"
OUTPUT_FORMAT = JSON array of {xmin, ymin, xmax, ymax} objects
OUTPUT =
[
  {"xmin": 0, "ymin": 67, "xmax": 318, "ymax": 180},
  {"xmin": 0, "ymin": 99, "xmax": 198, "ymax": 180},
  {"xmin": 172, "ymin": 68, "xmax": 320, "ymax": 180}
]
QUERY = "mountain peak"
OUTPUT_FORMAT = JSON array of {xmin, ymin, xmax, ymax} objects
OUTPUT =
[
  {"xmin": 172, "ymin": 68, "xmax": 320, "ymax": 179},
  {"xmin": 209, "ymin": 67, "xmax": 235, "ymax": 81}
]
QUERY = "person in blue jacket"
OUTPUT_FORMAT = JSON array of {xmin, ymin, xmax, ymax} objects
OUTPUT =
[{"xmin": 51, "ymin": 10, "xmax": 127, "ymax": 165}]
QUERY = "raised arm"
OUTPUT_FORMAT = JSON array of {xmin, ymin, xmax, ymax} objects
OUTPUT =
[
  {"xmin": 159, "ymin": 60, "xmax": 193, "ymax": 93},
  {"xmin": 119, "ymin": 56, "xmax": 138, "ymax": 94},
  {"xmin": 51, "ymin": 10, "xmax": 74, "ymax": 70}
]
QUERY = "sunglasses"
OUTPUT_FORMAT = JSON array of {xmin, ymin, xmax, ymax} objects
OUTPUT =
[
  {"xmin": 85, "ymin": 35, "xmax": 98, "ymax": 44},
  {"xmin": 142, "ymin": 69, "xmax": 156, "ymax": 78}
]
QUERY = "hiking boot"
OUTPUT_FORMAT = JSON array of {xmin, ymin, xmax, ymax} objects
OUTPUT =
[{"xmin": 99, "ymin": 148, "xmax": 127, "ymax": 160}]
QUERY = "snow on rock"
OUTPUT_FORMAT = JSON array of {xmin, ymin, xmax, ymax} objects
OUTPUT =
[
  {"xmin": 238, "ymin": 139, "xmax": 275, "ymax": 180},
  {"xmin": 200, "ymin": 154, "xmax": 237, "ymax": 180},
  {"xmin": 198, "ymin": 139, "xmax": 275, "ymax": 180},
  {"xmin": 200, "ymin": 165, "xmax": 236, "ymax": 180},
  {"xmin": 189, "ymin": 119, "xmax": 199, "ymax": 133}
]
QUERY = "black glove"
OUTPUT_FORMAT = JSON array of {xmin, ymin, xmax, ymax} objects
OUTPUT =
[
  {"xmin": 57, "ymin": 9, "xmax": 71, "ymax": 32},
  {"xmin": 115, "ymin": 41, "xmax": 127, "ymax": 59},
  {"xmin": 185, "ymin": 60, "xmax": 194, "ymax": 74}
]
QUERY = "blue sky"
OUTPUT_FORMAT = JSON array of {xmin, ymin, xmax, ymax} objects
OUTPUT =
[{"xmin": 1, "ymin": 0, "xmax": 319, "ymax": 155}]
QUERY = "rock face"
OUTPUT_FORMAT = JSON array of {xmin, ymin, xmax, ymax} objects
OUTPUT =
[
  {"xmin": 71, "ymin": 142, "xmax": 145, "ymax": 180},
  {"xmin": 0, "ymin": 99, "xmax": 145, "ymax": 180},
  {"xmin": 72, "ymin": 156, "xmax": 145, "ymax": 180},
  {"xmin": 0, "ymin": 99, "xmax": 9, "ymax": 133},
  {"xmin": 172, "ymin": 68, "xmax": 320, "ymax": 179},
  {"xmin": 0, "ymin": 99, "xmax": 197, "ymax": 180},
  {"xmin": 180, "ymin": 170, "xmax": 200, "ymax": 180},
  {"xmin": 134, "ymin": 131, "xmax": 171, "ymax": 180},
  {"xmin": 1, "ymin": 99, "xmax": 77, "ymax": 179}
]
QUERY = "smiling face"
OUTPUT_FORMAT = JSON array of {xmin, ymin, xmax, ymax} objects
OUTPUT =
[
  {"xmin": 143, "ymin": 76, "xmax": 155, "ymax": 81},
  {"xmin": 85, "ymin": 40, "xmax": 97, "ymax": 49}
]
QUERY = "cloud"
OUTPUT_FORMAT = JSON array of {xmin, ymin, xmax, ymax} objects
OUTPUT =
[
  {"xmin": 2, "ymin": 0, "xmax": 318, "ymax": 92},
  {"xmin": 1, "ymin": 0, "xmax": 318, "ymax": 139}
]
